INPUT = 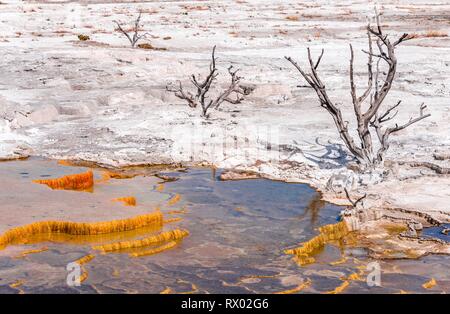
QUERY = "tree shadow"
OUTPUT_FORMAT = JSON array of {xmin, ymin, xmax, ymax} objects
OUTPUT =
[
  {"xmin": 259, "ymin": 137, "xmax": 352, "ymax": 169},
  {"xmin": 298, "ymin": 137, "xmax": 352, "ymax": 169}
]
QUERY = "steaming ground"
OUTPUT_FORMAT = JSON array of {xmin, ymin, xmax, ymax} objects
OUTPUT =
[{"xmin": 0, "ymin": 0, "xmax": 449, "ymax": 222}]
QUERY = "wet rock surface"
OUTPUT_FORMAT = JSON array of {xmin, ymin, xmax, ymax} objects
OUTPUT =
[
  {"xmin": 0, "ymin": 0, "xmax": 449, "ymax": 292},
  {"xmin": 1, "ymin": 160, "xmax": 449, "ymax": 293}
]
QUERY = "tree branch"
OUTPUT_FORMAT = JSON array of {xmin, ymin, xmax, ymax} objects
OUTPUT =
[
  {"xmin": 344, "ymin": 188, "xmax": 367, "ymax": 207},
  {"xmin": 167, "ymin": 46, "xmax": 249, "ymax": 117},
  {"xmin": 114, "ymin": 11, "xmax": 148, "ymax": 48}
]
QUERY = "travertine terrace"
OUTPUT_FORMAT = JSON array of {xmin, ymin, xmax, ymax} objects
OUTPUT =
[{"xmin": 0, "ymin": 0, "xmax": 449, "ymax": 253}]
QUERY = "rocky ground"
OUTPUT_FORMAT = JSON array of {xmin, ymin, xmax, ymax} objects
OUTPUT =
[{"xmin": 0, "ymin": 1, "xmax": 450, "ymax": 255}]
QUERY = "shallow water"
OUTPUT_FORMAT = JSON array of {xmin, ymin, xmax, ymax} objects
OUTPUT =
[
  {"xmin": 421, "ymin": 224, "xmax": 450, "ymax": 243},
  {"xmin": 0, "ymin": 158, "xmax": 449, "ymax": 294}
]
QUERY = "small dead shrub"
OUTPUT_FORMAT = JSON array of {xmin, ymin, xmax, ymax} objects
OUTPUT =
[
  {"xmin": 407, "ymin": 31, "xmax": 448, "ymax": 39},
  {"xmin": 423, "ymin": 30, "xmax": 448, "ymax": 38},
  {"xmin": 137, "ymin": 43, "xmax": 167, "ymax": 51},
  {"xmin": 166, "ymin": 46, "xmax": 252, "ymax": 117},
  {"xmin": 77, "ymin": 34, "xmax": 90, "ymax": 41},
  {"xmin": 286, "ymin": 15, "xmax": 299, "ymax": 21},
  {"xmin": 114, "ymin": 11, "xmax": 149, "ymax": 48}
]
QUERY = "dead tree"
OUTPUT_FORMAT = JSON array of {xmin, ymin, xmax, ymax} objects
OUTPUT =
[
  {"xmin": 166, "ymin": 46, "xmax": 250, "ymax": 117},
  {"xmin": 344, "ymin": 188, "xmax": 367, "ymax": 208},
  {"xmin": 285, "ymin": 10, "xmax": 430, "ymax": 167},
  {"xmin": 114, "ymin": 11, "xmax": 149, "ymax": 48}
]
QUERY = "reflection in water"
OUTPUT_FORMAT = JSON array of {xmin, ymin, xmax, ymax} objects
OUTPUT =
[
  {"xmin": 167, "ymin": 194, "xmax": 181, "ymax": 206},
  {"xmin": 301, "ymin": 192, "xmax": 327, "ymax": 225},
  {"xmin": 285, "ymin": 221, "xmax": 349, "ymax": 266},
  {"xmin": 93, "ymin": 229, "xmax": 189, "ymax": 253},
  {"xmin": 0, "ymin": 159, "xmax": 449, "ymax": 294},
  {"xmin": 7, "ymin": 224, "xmax": 163, "ymax": 247},
  {"xmin": 130, "ymin": 240, "xmax": 179, "ymax": 257}
]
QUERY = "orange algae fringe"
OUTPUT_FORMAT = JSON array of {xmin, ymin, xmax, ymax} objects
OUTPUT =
[
  {"xmin": 9, "ymin": 280, "xmax": 24, "ymax": 289},
  {"xmin": 113, "ymin": 196, "xmax": 137, "ymax": 206},
  {"xmin": 422, "ymin": 278, "xmax": 437, "ymax": 289},
  {"xmin": 166, "ymin": 208, "xmax": 187, "ymax": 215},
  {"xmin": 167, "ymin": 194, "xmax": 181, "ymax": 206},
  {"xmin": 75, "ymin": 254, "xmax": 95, "ymax": 265},
  {"xmin": 57, "ymin": 160, "xmax": 75, "ymax": 167},
  {"xmin": 9, "ymin": 280, "xmax": 25, "ymax": 294},
  {"xmin": 93, "ymin": 229, "xmax": 189, "ymax": 252},
  {"xmin": 329, "ymin": 256, "xmax": 348, "ymax": 266},
  {"xmin": 160, "ymin": 287, "xmax": 173, "ymax": 294},
  {"xmin": 75, "ymin": 255, "xmax": 95, "ymax": 283},
  {"xmin": 102, "ymin": 171, "xmax": 136, "ymax": 180},
  {"xmin": 326, "ymin": 280, "xmax": 350, "ymax": 294},
  {"xmin": 180, "ymin": 283, "xmax": 199, "ymax": 294},
  {"xmin": 33, "ymin": 170, "xmax": 94, "ymax": 191},
  {"xmin": 112, "ymin": 269, "xmax": 120, "ymax": 277},
  {"xmin": 0, "ymin": 211, "xmax": 163, "ymax": 249},
  {"xmin": 346, "ymin": 272, "xmax": 362, "ymax": 281},
  {"xmin": 285, "ymin": 221, "xmax": 349, "ymax": 264},
  {"xmin": 130, "ymin": 240, "xmax": 178, "ymax": 257},
  {"xmin": 15, "ymin": 246, "xmax": 48, "ymax": 258},
  {"xmin": 79, "ymin": 268, "xmax": 89, "ymax": 283},
  {"xmin": 275, "ymin": 279, "xmax": 312, "ymax": 294},
  {"xmin": 164, "ymin": 217, "xmax": 183, "ymax": 224}
]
